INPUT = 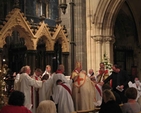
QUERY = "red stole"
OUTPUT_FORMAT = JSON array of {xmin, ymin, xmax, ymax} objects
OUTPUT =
[
  {"xmin": 56, "ymin": 70, "xmax": 63, "ymax": 74},
  {"xmin": 95, "ymin": 84, "xmax": 102, "ymax": 96},
  {"xmin": 31, "ymin": 76, "xmax": 40, "ymax": 108},
  {"xmin": 60, "ymin": 83, "xmax": 72, "ymax": 96}
]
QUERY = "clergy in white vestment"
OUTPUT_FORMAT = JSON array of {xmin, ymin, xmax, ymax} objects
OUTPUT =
[
  {"xmin": 18, "ymin": 66, "xmax": 43, "ymax": 110},
  {"xmin": 42, "ymin": 65, "xmax": 52, "ymax": 78},
  {"xmin": 14, "ymin": 66, "xmax": 25, "ymax": 90},
  {"xmin": 39, "ymin": 76, "xmax": 53, "ymax": 102},
  {"xmin": 72, "ymin": 70, "xmax": 96, "ymax": 111},
  {"xmin": 70, "ymin": 61, "xmax": 82, "ymax": 80},
  {"xmin": 39, "ymin": 64, "xmax": 71, "ymax": 103},
  {"xmin": 87, "ymin": 69, "xmax": 94, "ymax": 77},
  {"xmin": 52, "ymin": 79, "xmax": 75, "ymax": 113},
  {"xmin": 128, "ymin": 78, "xmax": 141, "ymax": 106},
  {"xmin": 51, "ymin": 65, "xmax": 71, "ymax": 93},
  {"xmin": 31, "ymin": 68, "xmax": 42, "ymax": 112}
]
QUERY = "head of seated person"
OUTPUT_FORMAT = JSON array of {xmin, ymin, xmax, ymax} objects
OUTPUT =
[
  {"xmin": 37, "ymin": 100, "xmax": 56, "ymax": 113},
  {"xmin": 103, "ymin": 89, "xmax": 116, "ymax": 103},
  {"xmin": 125, "ymin": 87, "xmax": 137, "ymax": 100},
  {"xmin": 8, "ymin": 90, "xmax": 25, "ymax": 106}
]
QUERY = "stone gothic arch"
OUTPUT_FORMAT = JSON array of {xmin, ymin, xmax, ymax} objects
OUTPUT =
[
  {"xmin": 52, "ymin": 24, "xmax": 69, "ymax": 53},
  {"xmin": 0, "ymin": 7, "xmax": 69, "ymax": 73},
  {"xmin": 35, "ymin": 21, "xmax": 54, "ymax": 51},
  {"xmin": 0, "ymin": 7, "xmax": 69, "ymax": 52},
  {"xmin": 0, "ymin": 8, "xmax": 35, "ymax": 50},
  {"xmin": 91, "ymin": 0, "xmax": 125, "ymax": 70}
]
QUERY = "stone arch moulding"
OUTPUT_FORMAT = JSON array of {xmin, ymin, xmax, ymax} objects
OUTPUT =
[
  {"xmin": 0, "ymin": 8, "xmax": 35, "ymax": 50},
  {"xmin": 93, "ymin": 0, "xmax": 125, "ymax": 36},
  {"xmin": 52, "ymin": 24, "xmax": 69, "ymax": 53},
  {"xmin": 92, "ymin": 0, "xmax": 125, "ymax": 64},
  {"xmin": 35, "ymin": 21, "xmax": 54, "ymax": 51}
]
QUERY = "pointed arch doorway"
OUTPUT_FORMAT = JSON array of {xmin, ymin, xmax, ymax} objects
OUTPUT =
[
  {"xmin": 91, "ymin": 0, "xmax": 139, "ymax": 75},
  {"xmin": 114, "ymin": 2, "xmax": 138, "ymax": 74},
  {"xmin": 3, "ymin": 31, "xmax": 26, "ymax": 73}
]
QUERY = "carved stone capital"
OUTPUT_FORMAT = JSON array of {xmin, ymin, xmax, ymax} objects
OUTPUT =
[
  {"xmin": 103, "ymin": 36, "xmax": 115, "ymax": 44},
  {"xmin": 93, "ymin": 36, "xmax": 103, "ymax": 43}
]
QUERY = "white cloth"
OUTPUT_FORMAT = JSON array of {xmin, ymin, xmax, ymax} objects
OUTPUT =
[
  {"xmin": 32, "ymin": 73, "xmax": 41, "ymax": 81},
  {"xmin": 52, "ymin": 83, "xmax": 75, "ymax": 113},
  {"xmin": 39, "ymin": 78, "xmax": 53, "ymax": 102},
  {"xmin": 93, "ymin": 84, "xmax": 102, "ymax": 106},
  {"xmin": 72, "ymin": 71, "xmax": 95, "ymax": 111},
  {"xmin": 87, "ymin": 73, "xmax": 91, "ymax": 77},
  {"xmin": 42, "ymin": 71, "xmax": 51, "ymax": 78},
  {"xmin": 32, "ymin": 73, "xmax": 42, "ymax": 113},
  {"xmin": 128, "ymin": 81, "xmax": 141, "ymax": 101},
  {"xmin": 39, "ymin": 73, "xmax": 72, "ymax": 103},
  {"xmin": 51, "ymin": 73, "xmax": 70, "ymax": 93},
  {"xmin": 14, "ymin": 73, "xmax": 20, "ymax": 90},
  {"xmin": 19, "ymin": 73, "xmax": 42, "ymax": 109}
]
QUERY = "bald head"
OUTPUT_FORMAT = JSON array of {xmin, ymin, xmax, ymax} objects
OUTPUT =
[
  {"xmin": 22, "ymin": 65, "xmax": 31, "ymax": 75},
  {"xmin": 89, "ymin": 69, "xmax": 93, "ymax": 74}
]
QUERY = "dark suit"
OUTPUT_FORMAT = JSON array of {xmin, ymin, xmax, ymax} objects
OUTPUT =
[
  {"xmin": 104, "ymin": 70, "xmax": 130, "ymax": 103},
  {"xmin": 99, "ymin": 100, "xmax": 122, "ymax": 113}
]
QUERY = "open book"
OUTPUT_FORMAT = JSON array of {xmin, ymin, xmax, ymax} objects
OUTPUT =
[{"xmin": 116, "ymin": 85, "xmax": 124, "ymax": 92}]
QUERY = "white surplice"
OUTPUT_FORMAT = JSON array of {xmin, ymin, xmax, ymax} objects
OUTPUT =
[
  {"xmin": 39, "ymin": 73, "xmax": 72, "ymax": 103},
  {"xmin": 14, "ymin": 73, "xmax": 20, "ymax": 90},
  {"xmin": 52, "ymin": 83, "xmax": 75, "ymax": 113},
  {"xmin": 52, "ymin": 73, "xmax": 71, "ymax": 93},
  {"xmin": 39, "ymin": 78, "xmax": 53, "ymax": 102},
  {"xmin": 18, "ymin": 73, "xmax": 42, "ymax": 109}
]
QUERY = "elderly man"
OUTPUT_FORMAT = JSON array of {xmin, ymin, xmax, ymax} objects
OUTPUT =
[
  {"xmin": 72, "ymin": 62, "xmax": 96, "ymax": 111},
  {"xmin": 18, "ymin": 65, "xmax": 43, "ymax": 110},
  {"xmin": 88, "ymin": 69, "xmax": 94, "ymax": 77},
  {"xmin": 70, "ymin": 61, "xmax": 82, "ymax": 80}
]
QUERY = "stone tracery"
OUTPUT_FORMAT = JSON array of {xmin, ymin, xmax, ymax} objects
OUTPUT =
[{"xmin": 0, "ymin": 7, "xmax": 69, "ymax": 53}]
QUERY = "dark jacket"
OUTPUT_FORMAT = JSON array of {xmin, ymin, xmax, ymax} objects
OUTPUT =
[
  {"xmin": 99, "ymin": 100, "xmax": 122, "ymax": 113},
  {"xmin": 104, "ymin": 70, "xmax": 130, "ymax": 90}
]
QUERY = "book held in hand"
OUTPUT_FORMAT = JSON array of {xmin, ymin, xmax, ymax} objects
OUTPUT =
[{"xmin": 116, "ymin": 85, "xmax": 124, "ymax": 92}]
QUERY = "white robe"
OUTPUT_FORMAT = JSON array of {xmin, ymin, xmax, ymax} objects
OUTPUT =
[
  {"xmin": 42, "ymin": 71, "xmax": 51, "ymax": 78},
  {"xmin": 52, "ymin": 73, "xmax": 70, "ymax": 93},
  {"xmin": 72, "ymin": 71, "xmax": 95, "ymax": 111},
  {"xmin": 19, "ymin": 73, "xmax": 42, "ymax": 110},
  {"xmin": 52, "ymin": 83, "xmax": 75, "ymax": 113},
  {"xmin": 128, "ymin": 81, "xmax": 141, "ymax": 101},
  {"xmin": 39, "ymin": 73, "xmax": 72, "ymax": 103},
  {"xmin": 14, "ymin": 73, "xmax": 20, "ymax": 90},
  {"xmin": 39, "ymin": 78, "xmax": 53, "ymax": 102},
  {"xmin": 32, "ymin": 74, "xmax": 42, "ymax": 112},
  {"xmin": 93, "ymin": 83, "xmax": 102, "ymax": 106}
]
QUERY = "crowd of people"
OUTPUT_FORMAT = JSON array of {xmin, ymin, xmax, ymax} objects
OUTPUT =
[{"xmin": 0, "ymin": 62, "xmax": 141, "ymax": 113}]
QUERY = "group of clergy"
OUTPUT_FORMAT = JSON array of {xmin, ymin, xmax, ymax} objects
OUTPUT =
[{"xmin": 13, "ymin": 62, "xmax": 113, "ymax": 113}]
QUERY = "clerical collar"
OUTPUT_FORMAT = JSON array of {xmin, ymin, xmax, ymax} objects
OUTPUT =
[{"xmin": 56, "ymin": 70, "xmax": 63, "ymax": 74}]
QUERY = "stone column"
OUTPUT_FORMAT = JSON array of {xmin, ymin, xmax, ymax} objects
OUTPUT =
[
  {"xmin": 73, "ymin": 0, "xmax": 87, "ymax": 70},
  {"xmin": 25, "ymin": 50, "xmax": 37, "ymax": 74},
  {"xmin": 103, "ymin": 37, "xmax": 112, "ymax": 59},
  {"xmin": 93, "ymin": 36, "xmax": 103, "ymax": 71}
]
